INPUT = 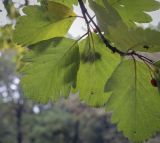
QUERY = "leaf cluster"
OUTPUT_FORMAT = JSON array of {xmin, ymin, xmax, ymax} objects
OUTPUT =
[{"xmin": 13, "ymin": 0, "xmax": 160, "ymax": 142}]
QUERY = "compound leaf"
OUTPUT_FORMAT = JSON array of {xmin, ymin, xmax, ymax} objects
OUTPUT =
[
  {"xmin": 105, "ymin": 60, "xmax": 160, "ymax": 142},
  {"xmin": 20, "ymin": 38, "xmax": 80, "ymax": 103}
]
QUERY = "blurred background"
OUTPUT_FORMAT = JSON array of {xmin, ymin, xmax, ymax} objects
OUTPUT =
[{"xmin": 0, "ymin": 0, "xmax": 160, "ymax": 143}]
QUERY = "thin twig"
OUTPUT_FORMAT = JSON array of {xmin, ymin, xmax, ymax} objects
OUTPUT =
[
  {"xmin": 77, "ymin": 0, "xmax": 154, "ymax": 65},
  {"xmin": 68, "ymin": 15, "xmax": 84, "ymax": 19},
  {"xmin": 70, "ymin": 32, "xmax": 88, "ymax": 48},
  {"xmin": 78, "ymin": 0, "xmax": 126, "ymax": 55}
]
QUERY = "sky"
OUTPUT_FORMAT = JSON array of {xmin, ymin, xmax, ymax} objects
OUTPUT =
[{"xmin": 0, "ymin": 0, "xmax": 160, "ymax": 38}]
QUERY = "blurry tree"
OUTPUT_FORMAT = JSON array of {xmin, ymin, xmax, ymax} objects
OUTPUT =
[
  {"xmin": 23, "ymin": 98, "xmax": 130, "ymax": 143},
  {"xmin": 0, "ymin": 99, "xmax": 17, "ymax": 143},
  {"xmin": 0, "ymin": 44, "xmax": 129, "ymax": 143}
]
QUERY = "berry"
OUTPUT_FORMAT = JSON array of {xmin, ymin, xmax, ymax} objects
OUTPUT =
[{"xmin": 151, "ymin": 78, "xmax": 157, "ymax": 87}]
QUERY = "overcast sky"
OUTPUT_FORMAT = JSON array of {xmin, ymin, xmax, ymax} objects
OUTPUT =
[{"xmin": 0, "ymin": 0, "xmax": 160, "ymax": 38}]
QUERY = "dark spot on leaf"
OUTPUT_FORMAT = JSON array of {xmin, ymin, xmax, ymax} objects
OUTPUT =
[
  {"xmin": 7, "ymin": 38, "xmax": 12, "ymax": 43},
  {"xmin": 28, "ymin": 38, "xmax": 62, "ymax": 52},
  {"xmin": 91, "ymin": 91, "xmax": 94, "ymax": 95},
  {"xmin": 81, "ymin": 52, "xmax": 101, "ymax": 63},
  {"xmin": 143, "ymin": 45, "xmax": 149, "ymax": 50},
  {"xmin": 0, "ymin": 10, "xmax": 2, "ymax": 12},
  {"xmin": 72, "ymin": 82, "xmax": 76, "ymax": 88}
]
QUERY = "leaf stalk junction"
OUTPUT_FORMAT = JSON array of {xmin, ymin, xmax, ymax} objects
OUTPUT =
[{"xmin": 77, "ymin": 0, "xmax": 154, "ymax": 65}]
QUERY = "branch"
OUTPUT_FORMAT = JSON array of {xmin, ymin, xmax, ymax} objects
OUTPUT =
[
  {"xmin": 78, "ymin": 0, "xmax": 125, "ymax": 55},
  {"xmin": 77, "ymin": 0, "xmax": 154, "ymax": 65}
]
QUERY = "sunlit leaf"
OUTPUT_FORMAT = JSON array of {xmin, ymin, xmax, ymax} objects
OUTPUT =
[
  {"xmin": 20, "ymin": 38, "xmax": 80, "ymax": 103},
  {"xmin": 108, "ymin": 0, "xmax": 160, "ymax": 27},
  {"xmin": 153, "ymin": 61, "xmax": 160, "ymax": 92},
  {"xmin": 89, "ymin": 0, "xmax": 160, "ymax": 52},
  {"xmin": 13, "ymin": 1, "xmax": 75, "ymax": 46},
  {"xmin": 76, "ymin": 34, "xmax": 120, "ymax": 106},
  {"xmin": 105, "ymin": 59, "xmax": 160, "ymax": 142},
  {"xmin": 48, "ymin": 0, "xmax": 78, "ymax": 8}
]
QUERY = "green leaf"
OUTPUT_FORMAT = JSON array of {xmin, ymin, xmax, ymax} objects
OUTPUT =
[
  {"xmin": 89, "ymin": 0, "xmax": 160, "ymax": 52},
  {"xmin": 108, "ymin": 0, "xmax": 160, "ymax": 27},
  {"xmin": 76, "ymin": 34, "xmax": 120, "ymax": 106},
  {"xmin": 48, "ymin": 0, "xmax": 78, "ymax": 8},
  {"xmin": 13, "ymin": 1, "xmax": 75, "ymax": 46},
  {"xmin": 105, "ymin": 59, "xmax": 160, "ymax": 142},
  {"xmin": 153, "ymin": 61, "xmax": 160, "ymax": 92},
  {"xmin": 41, "ymin": 0, "xmax": 86, "ymax": 8},
  {"xmin": 20, "ymin": 38, "xmax": 80, "ymax": 103}
]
